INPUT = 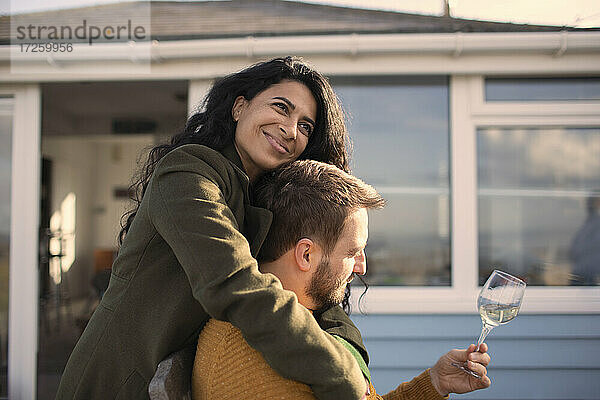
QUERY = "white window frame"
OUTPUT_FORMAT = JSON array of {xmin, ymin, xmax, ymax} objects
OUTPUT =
[
  {"xmin": 1, "ymin": 84, "xmax": 41, "ymax": 400},
  {"xmin": 354, "ymin": 75, "xmax": 600, "ymax": 315}
]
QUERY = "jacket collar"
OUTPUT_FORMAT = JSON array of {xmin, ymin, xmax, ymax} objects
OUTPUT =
[
  {"xmin": 221, "ymin": 143, "xmax": 246, "ymax": 177},
  {"xmin": 221, "ymin": 142, "xmax": 273, "ymax": 257},
  {"xmin": 220, "ymin": 142, "xmax": 251, "ymax": 198}
]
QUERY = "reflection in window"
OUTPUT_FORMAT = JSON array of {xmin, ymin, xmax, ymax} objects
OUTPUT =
[
  {"xmin": 333, "ymin": 77, "xmax": 450, "ymax": 286},
  {"xmin": 0, "ymin": 97, "xmax": 13, "ymax": 398},
  {"xmin": 485, "ymin": 77, "xmax": 600, "ymax": 102},
  {"xmin": 48, "ymin": 193, "xmax": 77, "ymax": 284},
  {"xmin": 478, "ymin": 127, "xmax": 600, "ymax": 286}
]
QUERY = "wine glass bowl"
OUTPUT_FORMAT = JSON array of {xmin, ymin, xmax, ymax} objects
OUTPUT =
[
  {"xmin": 452, "ymin": 269, "xmax": 526, "ymax": 379},
  {"xmin": 476, "ymin": 270, "xmax": 526, "ymax": 349}
]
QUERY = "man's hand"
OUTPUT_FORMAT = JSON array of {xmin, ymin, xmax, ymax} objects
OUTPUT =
[{"xmin": 429, "ymin": 343, "xmax": 491, "ymax": 396}]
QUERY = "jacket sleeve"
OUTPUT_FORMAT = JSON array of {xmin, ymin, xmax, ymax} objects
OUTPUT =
[{"xmin": 147, "ymin": 148, "xmax": 365, "ymax": 400}]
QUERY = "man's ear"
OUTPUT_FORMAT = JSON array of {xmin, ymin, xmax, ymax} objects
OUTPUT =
[
  {"xmin": 231, "ymin": 96, "xmax": 247, "ymax": 121},
  {"xmin": 294, "ymin": 238, "xmax": 318, "ymax": 272}
]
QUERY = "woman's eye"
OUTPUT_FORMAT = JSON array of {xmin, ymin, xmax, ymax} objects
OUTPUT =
[
  {"xmin": 299, "ymin": 122, "xmax": 313, "ymax": 137},
  {"xmin": 273, "ymin": 102, "xmax": 288, "ymax": 113}
]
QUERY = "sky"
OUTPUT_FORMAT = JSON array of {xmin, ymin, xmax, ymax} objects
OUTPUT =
[{"xmin": 2, "ymin": 0, "xmax": 600, "ymax": 28}]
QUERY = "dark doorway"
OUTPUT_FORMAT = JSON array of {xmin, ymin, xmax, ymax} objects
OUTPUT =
[{"xmin": 37, "ymin": 80, "xmax": 188, "ymax": 399}]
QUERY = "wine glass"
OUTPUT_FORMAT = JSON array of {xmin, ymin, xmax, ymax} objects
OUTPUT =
[{"xmin": 453, "ymin": 269, "xmax": 526, "ymax": 378}]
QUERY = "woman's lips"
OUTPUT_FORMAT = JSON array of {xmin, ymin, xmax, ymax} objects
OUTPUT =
[{"xmin": 263, "ymin": 131, "xmax": 289, "ymax": 154}]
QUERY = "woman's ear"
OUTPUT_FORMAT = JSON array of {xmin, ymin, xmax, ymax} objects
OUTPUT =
[
  {"xmin": 231, "ymin": 96, "xmax": 247, "ymax": 121},
  {"xmin": 294, "ymin": 238, "xmax": 318, "ymax": 272}
]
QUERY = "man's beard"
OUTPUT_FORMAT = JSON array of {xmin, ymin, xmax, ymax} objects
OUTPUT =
[{"xmin": 305, "ymin": 256, "xmax": 349, "ymax": 310}]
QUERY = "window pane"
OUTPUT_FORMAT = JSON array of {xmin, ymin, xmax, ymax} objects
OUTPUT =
[
  {"xmin": 478, "ymin": 127, "xmax": 600, "ymax": 286},
  {"xmin": 333, "ymin": 77, "xmax": 450, "ymax": 286},
  {"xmin": 485, "ymin": 77, "xmax": 600, "ymax": 101},
  {"xmin": 0, "ymin": 97, "xmax": 13, "ymax": 398}
]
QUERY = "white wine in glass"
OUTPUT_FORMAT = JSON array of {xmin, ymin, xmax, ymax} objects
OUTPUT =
[
  {"xmin": 476, "ymin": 270, "xmax": 526, "ymax": 348},
  {"xmin": 454, "ymin": 269, "xmax": 526, "ymax": 378}
]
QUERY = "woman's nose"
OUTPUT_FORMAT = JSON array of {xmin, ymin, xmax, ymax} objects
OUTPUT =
[{"xmin": 280, "ymin": 123, "xmax": 297, "ymax": 140}]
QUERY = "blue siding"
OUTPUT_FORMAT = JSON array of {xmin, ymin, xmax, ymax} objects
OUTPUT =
[{"xmin": 350, "ymin": 314, "xmax": 600, "ymax": 399}]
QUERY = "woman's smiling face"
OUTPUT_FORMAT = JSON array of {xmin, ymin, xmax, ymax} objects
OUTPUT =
[{"xmin": 232, "ymin": 80, "xmax": 317, "ymax": 181}]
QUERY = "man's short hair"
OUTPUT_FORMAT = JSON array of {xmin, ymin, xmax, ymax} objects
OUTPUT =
[{"xmin": 253, "ymin": 160, "xmax": 385, "ymax": 262}]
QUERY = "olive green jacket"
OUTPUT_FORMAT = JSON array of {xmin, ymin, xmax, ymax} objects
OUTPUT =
[{"xmin": 56, "ymin": 144, "xmax": 366, "ymax": 400}]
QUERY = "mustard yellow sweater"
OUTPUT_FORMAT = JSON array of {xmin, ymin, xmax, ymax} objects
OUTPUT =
[{"xmin": 192, "ymin": 319, "xmax": 446, "ymax": 400}]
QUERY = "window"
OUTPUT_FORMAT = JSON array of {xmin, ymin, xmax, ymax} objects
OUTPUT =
[
  {"xmin": 478, "ymin": 127, "xmax": 600, "ymax": 286},
  {"xmin": 332, "ymin": 77, "xmax": 450, "ymax": 286},
  {"xmin": 352, "ymin": 74, "xmax": 600, "ymax": 314},
  {"xmin": 485, "ymin": 77, "xmax": 600, "ymax": 101},
  {"xmin": 466, "ymin": 74, "xmax": 600, "ymax": 314}
]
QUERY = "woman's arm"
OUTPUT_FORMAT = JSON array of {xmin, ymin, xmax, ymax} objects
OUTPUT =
[{"xmin": 148, "ymin": 146, "xmax": 365, "ymax": 400}]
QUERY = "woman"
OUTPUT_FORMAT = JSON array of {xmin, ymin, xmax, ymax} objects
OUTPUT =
[{"xmin": 56, "ymin": 57, "xmax": 367, "ymax": 400}]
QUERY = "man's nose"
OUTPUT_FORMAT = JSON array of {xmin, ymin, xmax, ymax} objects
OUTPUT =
[{"xmin": 353, "ymin": 251, "xmax": 367, "ymax": 275}]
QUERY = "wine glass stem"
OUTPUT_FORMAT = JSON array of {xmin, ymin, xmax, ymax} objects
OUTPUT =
[{"xmin": 476, "ymin": 323, "xmax": 494, "ymax": 351}]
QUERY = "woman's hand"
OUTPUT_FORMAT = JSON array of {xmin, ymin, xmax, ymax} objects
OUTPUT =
[
  {"xmin": 429, "ymin": 343, "xmax": 492, "ymax": 396},
  {"xmin": 359, "ymin": 377, "xmax": 371, "ymax": 400}
]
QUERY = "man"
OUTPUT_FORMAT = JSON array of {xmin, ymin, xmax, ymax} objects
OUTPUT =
[{"xmin": 191, "ymin": 160, "xmax": 491, "ymax": 399}]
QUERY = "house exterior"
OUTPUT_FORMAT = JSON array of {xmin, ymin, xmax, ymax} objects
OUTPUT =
[{"xmin": 1, "ymin": 1, "xmax": 599, "ymax": 399}]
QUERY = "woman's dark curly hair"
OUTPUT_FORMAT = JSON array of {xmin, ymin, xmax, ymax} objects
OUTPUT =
[{"xmin": 118, "ymin": 56, "xmax": 351, "ymax": 245}]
